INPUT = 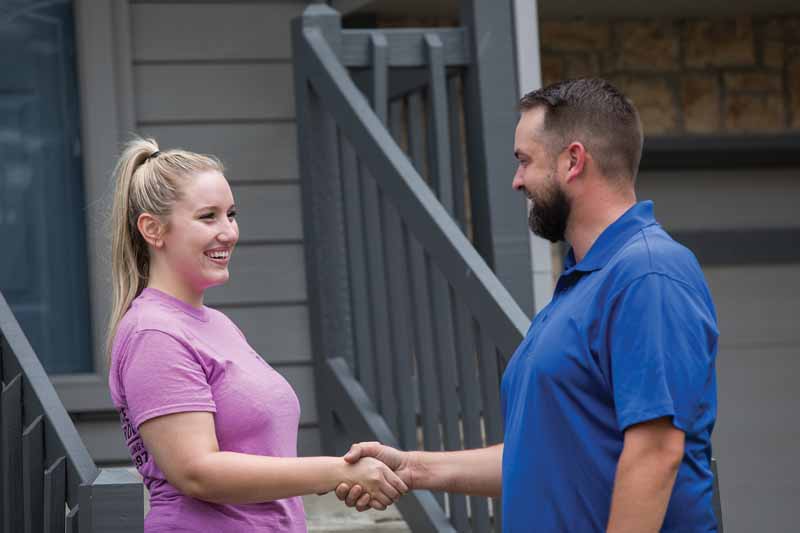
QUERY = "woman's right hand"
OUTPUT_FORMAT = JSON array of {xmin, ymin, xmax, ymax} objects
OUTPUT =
[{"xmin": 339, "ymin": 456, "xmax": 408, "ymax": 509}]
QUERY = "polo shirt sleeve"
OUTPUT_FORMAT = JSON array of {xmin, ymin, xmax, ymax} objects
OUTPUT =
[
  {"xmin": 606, "ymin": 272, "xmax": 717, "ymax": 433},
  {"xmin": 119, "ymin": 330, "xmax": 217, "ymax": 430}
]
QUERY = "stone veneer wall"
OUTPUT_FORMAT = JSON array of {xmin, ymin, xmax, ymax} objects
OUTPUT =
[{"xmin": 540, "ymin": 16, "xmax": 800, "ymax": 135}]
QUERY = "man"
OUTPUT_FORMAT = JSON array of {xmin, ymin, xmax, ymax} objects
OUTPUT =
[{"xmin": 337, "ymin": 78, "xmax": 720, "ymax": 532}]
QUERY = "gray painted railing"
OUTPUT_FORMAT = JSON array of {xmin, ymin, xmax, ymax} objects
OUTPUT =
[
  {"xmin": 0, "ymin": 290, "xmax": 143, "ymax": 533},
  {"xmin": 293, "ymin": 5, "xmax": 530, "ymax": 532}
]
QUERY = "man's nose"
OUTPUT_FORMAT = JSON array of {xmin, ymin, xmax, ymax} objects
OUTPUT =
[{"xmin": 512, "ymin": 172, "xmax": 523, "ymax": 190}]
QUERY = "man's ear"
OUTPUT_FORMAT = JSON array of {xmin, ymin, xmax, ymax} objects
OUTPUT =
[
  {"xmin": 564, "ymin": 142, "xmax": 587, "ymax": 183},
  {"xmin": 137, "ymin": 213, "xmax": 165, "ymax": 248}
]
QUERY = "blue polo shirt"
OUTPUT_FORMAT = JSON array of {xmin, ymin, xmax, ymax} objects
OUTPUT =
[{"xmin": 501, "ymin": 201, "xmax": 719, "ymax": 532}]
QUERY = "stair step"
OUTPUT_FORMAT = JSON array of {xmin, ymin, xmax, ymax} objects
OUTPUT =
[{"xmin": 105, "ymin": 467, "xmax": 411, "ymax": 532}]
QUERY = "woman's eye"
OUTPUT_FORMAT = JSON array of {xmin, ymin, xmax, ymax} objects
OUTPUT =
[
  {"xmin": 228, "ymin": 210, "xmax": 237, "ymax": 219},
  {"xmin": 200, "ymin": 213, "xmax": 215, "ymax": 220}
]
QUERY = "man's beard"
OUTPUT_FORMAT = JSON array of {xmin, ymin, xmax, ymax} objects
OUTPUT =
[{"xmin": 527, "ymin": 173, "xmax": 570, "ymax": 243}]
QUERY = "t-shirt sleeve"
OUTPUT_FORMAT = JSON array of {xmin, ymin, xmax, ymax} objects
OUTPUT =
[
  {"xmin": 118, "ymin": 330, "xmax": 217, "ymax": 429},
  {"xmin": 607, "ymin": 273, "xmax": 717, "ymax": 433}
]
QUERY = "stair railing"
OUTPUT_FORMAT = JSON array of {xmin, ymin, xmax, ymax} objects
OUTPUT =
[
  {"xmin": 293, "ymin": 5, "xmax": 530, "ymax": 531},
  {"xmin": 0, "ymin": 290, "xmax": 143, "ymax": 532}
]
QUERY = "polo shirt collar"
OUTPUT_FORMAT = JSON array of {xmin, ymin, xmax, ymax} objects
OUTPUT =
[{"xmin": 563, "ymin": 200, "xmax": 658, "ymax": 273}]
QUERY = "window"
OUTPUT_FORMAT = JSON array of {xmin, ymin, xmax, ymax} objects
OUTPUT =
[{"xmin": 0, "ymin": 0, "xmax": 92, "ymax": 373}]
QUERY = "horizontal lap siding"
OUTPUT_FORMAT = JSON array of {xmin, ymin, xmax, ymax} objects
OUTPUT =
[
  {"xmin": 129, "ymin": 1, "xmax": 320, "ymax": 457},
  {"xmin": 131, "ymin": 3, "xmax": 303, "ymax": 61},
  {"xmin": 705, "ymin": 264, "xmax": 800, "ymax": 350},
  {"xmin": 135, "ymin": 64, "xmax": 295, "ymax": 123},
  {"xmin": 205, "ymin": 244, "xmax": 306, "ymax": 305},
  {"xmin": 138, "ymin": 123, "xmax": 299, "ymax": 182},
  {"xmin": 231, "ymin": 184, "xmax": 303, "ymax": 242}
]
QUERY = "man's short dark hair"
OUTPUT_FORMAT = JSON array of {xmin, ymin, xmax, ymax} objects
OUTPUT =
[{"xmin": 519, "ymin": 78, "xmax": 643, "ymax": 182}]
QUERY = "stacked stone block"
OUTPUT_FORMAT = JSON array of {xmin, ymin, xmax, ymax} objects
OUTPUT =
[{"xmin": 540, "ymin": 16, "xmax": 800, "ymax": 135}]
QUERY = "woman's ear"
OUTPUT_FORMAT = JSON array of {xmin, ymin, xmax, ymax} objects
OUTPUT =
[{"xmin": 137, "ymin": 213, "xmax": 165, "ymax": 248}]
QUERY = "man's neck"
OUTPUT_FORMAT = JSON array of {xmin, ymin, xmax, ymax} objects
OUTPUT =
[{"xmin": 566, "ymin": 188, "xmax": 637, "ymax": 263}]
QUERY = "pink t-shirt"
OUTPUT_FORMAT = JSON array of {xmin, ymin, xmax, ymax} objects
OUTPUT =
[{"xmin": 109, "ymin": 288, "xmax": 306, "ymax": 532}]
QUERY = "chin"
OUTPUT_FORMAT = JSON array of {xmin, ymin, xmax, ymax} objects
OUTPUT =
[{"xmin": 202, "ymin": 271, "xmax": 230, "ymax": 289}]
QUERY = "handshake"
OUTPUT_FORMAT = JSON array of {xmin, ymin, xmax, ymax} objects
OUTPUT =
[{"xmin": 332, "ymin": 441, "xmax": 413, "ymax": 512}]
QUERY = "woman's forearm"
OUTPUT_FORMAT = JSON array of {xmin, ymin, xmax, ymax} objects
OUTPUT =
[{"xmin": 182, "ymin": 453, "xmax": 345, "ymax": 504}]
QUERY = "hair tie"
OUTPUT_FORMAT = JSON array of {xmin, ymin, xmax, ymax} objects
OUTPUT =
[{"xmin": 145, "ymin": 150, "xmax": 161, "ymax": 161}]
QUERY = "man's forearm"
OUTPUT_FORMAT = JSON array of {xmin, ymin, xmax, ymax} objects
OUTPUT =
[
  {"xmin": 606, "ymin": 447, "xmax": 681, "ymax": 532},
  {"xmin": 409, "ymin": 444, "xmax": 503, "ymax": 497}
]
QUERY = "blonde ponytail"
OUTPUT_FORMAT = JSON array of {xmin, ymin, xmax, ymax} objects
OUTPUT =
[{"xmin": 106, "ymin": 138, "xmax": 223, "ymax": 363}]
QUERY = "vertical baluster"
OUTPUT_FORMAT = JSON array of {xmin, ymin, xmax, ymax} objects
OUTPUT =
[
  {"xmin": 358, "ymin": 31, "xmax": 399, "ymax": 435},
  {"xmin": 385, "ymin": 100, "xmax": 418, "ymax": 451},
  {"xmin": 407, "ymin": 91, "xmax": 429, "ymax": 182},
  {"xmin": 407, "ymin": 237, "xmax": 443, "ymax": 456},
  {"xmin": 476, "ymin": 326, "xmax": 504, "ymax": 531},
  {"xmin": 370, "ymin": 32, "xmax": 388, "ymax": 127},
  {"xmin": 1, "ymin": 336, "xmax": 23, "ymax": 381},
  {"xmin": 427, "ymin": 261, "xmax": 469, "ymax": 532},
  {"xmin": 383, "ymin": 212, "xmax": 417, "ymax": 450},
  {"xmin": 43, "ymin": 456, "xmax": 66, "ymax": 533},
  {"xmin": 450, "ymin": 295, "xmax": 490, "ymax": 530},
  {"xmin": 23, "ymin": 415, "xmax": 44, "ymax": 533},
  {"xmin": 448, "ymin": 74, "xmax": 468, "ymax": 232},
  {"xmin": 361, "ymin": 178, "xmax": 398, "ymax": 435},
  {"xmin": 66, "ymin": 505, "xmax": 79, "ymax": 533},
  {"xmin": 475, "ymin": 326, "xmax": 503, "ymax": 445},
  {"xmin": 2, "ymin": 373, "xmax": 23, "ymax": 532},
  {"xmin": 339, "ymin": 133, "xmax": 376, "ymax": 399},
  {"xmin": 425, "ymin": 33, "xmax": 453, "ymax": 211},
  {"xmin": 405, "ymin": 98, "xmax": 445, "ymax": 504}
]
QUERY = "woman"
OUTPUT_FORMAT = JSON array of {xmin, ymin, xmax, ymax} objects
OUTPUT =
[{"xmin": 107, "ymin": 138, "xmax": 406, "ymax": 532}]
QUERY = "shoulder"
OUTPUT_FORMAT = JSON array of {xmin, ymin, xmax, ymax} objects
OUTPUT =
[
  {"xmin": 115, "ymin": 299, "xmax": 185, "ymax": 341},
  {"xmin": 608, "ymin": 224, "xmax": 707, "ymax": 293},
  {"xmin": 111, "ymin": 298, "xmax": 195, "ymax": 367}
]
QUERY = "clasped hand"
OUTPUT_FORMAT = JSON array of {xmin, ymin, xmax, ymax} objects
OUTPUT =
[{"xmin": 336, "ymin": 442, "xmax": 411, "ymax": 511}]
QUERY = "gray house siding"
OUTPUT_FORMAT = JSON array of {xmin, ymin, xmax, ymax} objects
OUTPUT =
[{"xmin": 638, "ymin": 168, "xmax": 800, "ymax": 533}]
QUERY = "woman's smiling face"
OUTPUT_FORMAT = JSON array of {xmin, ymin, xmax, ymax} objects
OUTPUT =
[{"xmin": 158, "ymin": 170, "xmax": 239, "ymax": 298}]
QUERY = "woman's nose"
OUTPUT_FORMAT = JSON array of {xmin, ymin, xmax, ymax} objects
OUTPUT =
[{"xmin": 218, "ymin": 219, "xmax": 239, "ymax": 243}]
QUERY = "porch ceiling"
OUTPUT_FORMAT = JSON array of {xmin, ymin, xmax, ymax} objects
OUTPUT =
[{"xmin": 334, "ymin": 0, "xmax": 800, "ymax": 19}]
